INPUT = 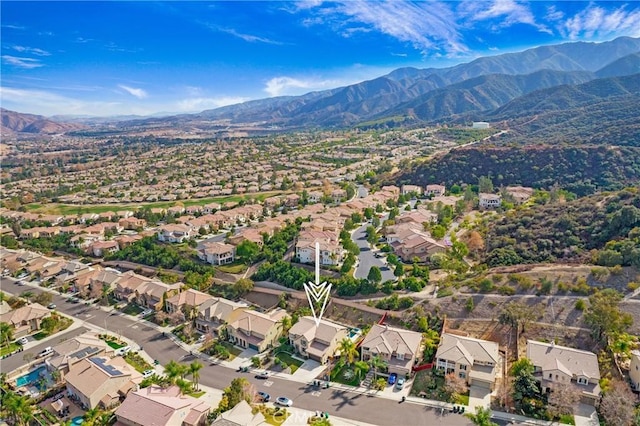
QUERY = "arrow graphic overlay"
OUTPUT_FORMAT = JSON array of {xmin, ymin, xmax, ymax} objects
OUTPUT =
[{"xmin": 303, "ymin": 242, "xmax": 332, "ymax": 326}]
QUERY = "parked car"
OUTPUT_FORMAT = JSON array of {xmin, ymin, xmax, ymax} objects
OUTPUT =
[
  {"xmin": 115, "ymin": 346, "xmax": 132, "ymax": 356},
  {"xmin": 47, "ymin": 303, "xmax": 56, "ymax": 309},
  {"xmin": 257, "ymin": 391, "xmax": 270, "ymax": 402},
  {"xmin": 140, "ymin": 309, "xmax": 153, "ymax": 317},
  {"xmin": 255, "ymin": 371, "xmax": 270, "ymax": 380},
  {"xmin": 142, "ymin": 369, "xmax": 155, "ymax": 378},
  {"xmin": 388, "ymin": 373, "xmax": 397, "ymax": 385},
  {"xmin": 275, "ymin": 397, "xmax": 293, "ymax": 407},
  {"xmin": 17, "ymin": 337, "xmax": 29, "ymax": 345},
  {"xmin": 396, "ymin": 377, "xmax": 405, "ymax": 390},
  {"xmin": 37, "ymin": 347, "xmax": 54, "ymax": 358}
]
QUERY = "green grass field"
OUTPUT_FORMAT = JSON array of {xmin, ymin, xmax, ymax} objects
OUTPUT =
[{"xmin": 24, "ymin": 191, "xmax": 283, "ymax": 215}]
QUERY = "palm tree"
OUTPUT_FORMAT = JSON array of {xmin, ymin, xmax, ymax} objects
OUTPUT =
[
  {"xmin": 369, "ymin": 355, "xmax": 387, "ymax": 380},
  {"xmin": 83, "ymin": 407, "xmax": 101, "ymax": 426},
  {"xmin": 338, "ymin": 338, "xmax": 358, "ymax": 365},
  {"xmin": 353, "ymin": 360, "xmax": 370, "ymax": 381},
  {"xmin": 164, "ymin": 360, "xmax": 182, "ymax": 384},
  {"xmin": 189, "ymin": 360, "xmax": 203, "ymax": 391},
  {"xmin": 1, "ymin": 322, "xmax": 14, "ymax": 347},
  {"xmin": 176, "ymin": 378, "xmax": 192, "ymax": 395},
  {"xmin": 2, "ymin": 392, "xmax": 34, "ymax": 426},
  {"xmin": 465, "ymin": 407, "xmax": 499, "ymax": 426}
]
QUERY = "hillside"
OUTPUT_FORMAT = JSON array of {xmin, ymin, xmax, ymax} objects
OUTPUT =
[
  {"xmin": 396, "ymin": 145, "xmax": 640, "ymax": 196},
  {"xmin": 1, "ymin": 108, "xmax": 86, "ymax": 135},
  {"xmin": 381, "ymin": 69, "xmax": 595, "ymax": 122},
  {"xmin": 127, "ymin": 36, "xmax": 640, "ymax": 129},
  {"xmin": 483, "ymin": 188, "xmax": 640, "ymax": 265}
]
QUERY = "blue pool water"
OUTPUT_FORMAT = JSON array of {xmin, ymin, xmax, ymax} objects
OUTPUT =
[
  {"xmin": 15, "ymin": 366, "xmax": 45, "ymax": 387},
  {"xmin": 348, "ymin": 328, "xmax": 361, "ymax": 338},
  {"xmin": 72, "ymin": 416, "xmax": 84, "ymax": 425}
]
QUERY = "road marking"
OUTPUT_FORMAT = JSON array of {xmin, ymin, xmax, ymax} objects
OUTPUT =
[
  {"xmin": 84, "ymin": 314, "xmax": 93, "ymax": 318},
  {"xmin": 131, "ymin": 325, "xmax": 138, "ymax": 329},
  {"xmin": 263, "ymin": 381, "xmax": 273, "ymax": 387},
  {"xmin": 311, "ymin": 391, "xmax": 322, "ymax": 397}
]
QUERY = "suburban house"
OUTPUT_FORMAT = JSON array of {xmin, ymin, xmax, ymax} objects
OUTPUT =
[
  {"xmin": 114, "ymin": 271, "xmax": 152, "ymax": 302},
  {"xmin": 0, "ymin": 303, "xmax": 50, "ymax": 338},
  {"xmin": 435, "ymin": 333, "xmax": 500, "ymax": 391},
  {"xmin": 46, "ymin": 332, "xmax": 115, "ymax": 380},
  {"xmin": 198, "ymin": 242, "xmax": 236, "ymax": 265},
  {"xmin": 295, "ymin": 237, "xmax": 343, "ymax": 266},
  {"xmin": 288, "ymin": 316, "xmax": 349, "ymax": 364},
  {"xmin": 165, "ymin": 289, "xmax": 213, "ymax": 314},
  {"xmin": 157, "ymin": 224, "xmax": 193, "ymax": 243},
  {"xmin": 136, "ymin": 281, "xmax": 181, "ymax": 310},
  {"xmin": 212, "ymin": 400, "xmax": 266, "ymax": 426},
  {"xmin": 227, "ymin": 308, "xmax": 289, "ymax": 353},
  {"xmin": 115, "ymin": 385, "xmax": 210, "ymax": 426},
  {"xmin": 630, "ymin": 350, "xmax": 640, "ymax": 392},
  {"xmin": 89, "ymin": 240, "xmax": 120, "ymax": 257},
  {"xmin": 307, "ymin": 191, "xmax": 324, "ymax": 204},
  {"xmin": 526, "ymin": 340, "xmax": 601, "ymax": 405},
  {"xmin": 65, "ymin": 356, "xmax": 142, "ymax": 409},
  {"xmin": 478, "ymin": 193, "xmax": 502, "ymax": 209},
  {"xmin": 391, "ymin": 233, "xmax": 446, "ymax": 262},
  {"xmin": 195, "ymin": 297, "xmax": 248, "ymax": 336},
  {"xmin": 425, "ymin": 184, "xmax": 446, "ymax": 197},
  {"xmin": 330, "ymin": 189, "xmax": 347, "ymax": 204},
  {"xmin": 401, "ymin": 184, "xmax": 422, "ymax": 196},
  {"xmin": 360, "ymin": 324, "xmax": 423, "ymax": 376}
]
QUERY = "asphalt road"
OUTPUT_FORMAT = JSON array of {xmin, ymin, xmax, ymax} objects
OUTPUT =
[
  {"xmin": 2, "ymin": 277, "xmax": 472, "ymax": 425},
  {"xmin": 352, "ymin": 223, "xmax": 395, "ymax": 282}
]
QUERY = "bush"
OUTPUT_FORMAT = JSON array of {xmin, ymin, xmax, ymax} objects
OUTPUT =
[
  {"xmin": 465, "ymin": 297, "xmax": 475, "ymax": 312},
  {"xmin": 497, "ymin": 285, "xmax": 516, "ymax": 296},
  {"xmin": 575, "ymin": 299, "xmax": 586, "ymax": 311}
]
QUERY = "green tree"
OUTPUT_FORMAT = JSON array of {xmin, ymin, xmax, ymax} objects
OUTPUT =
[
  {"xmin": 478, "ymin": 176, "xmax": 494, "ymax": 193},
  {"xmin": 368, "ymin": 355, "xmax": 387, "ymax": 380},
  {"xmin": 1, "ymin": 322, "xmax": 14, "ymax": 346},
  {"xmin": 584, "ymin": 289, "xmax": 633, "ymax": 343},
  {"xmin": 1, "ymin": 391, "xmax": 34, "ymax": 425},
  {"xmin": 367, "ymin": 266, "xmax": 382, "ymax": 284},
  {"xmin": 217, "ymin": 377, "xmax": 254, "ymax": 413},
  {"xmin": 232, "ymin": 278, "xmax": 254, "ymax": 297},
  {"xmin": 236, "ymin": 240, "xmax": 261, "ymax": 264},
  {"xmin": 164, "ymin": 360, "xmax": 183, "ymax": 384},
  {"xmin": 466, "ymin": 407, "xmax": 498, "ymax": 426},
  {"xmin": 394, "ymin": 263, "xmax": 404, "ymax": 277},
  {"xmin": 353, "ymin": 360, "xmax": 370, "ymax": 380},
  {"xmin": 338, "ymin": 338, "xmax": 359, "ymax": 365},
  {"xmin": 189, "ymin": 360, "xmax": 203, "ymax": 390}
]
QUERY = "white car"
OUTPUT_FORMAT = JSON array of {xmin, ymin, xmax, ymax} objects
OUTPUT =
[
  {"xmin": 142, "ymin": 369, "xmax": 155, "ymax": 378},
  {"xmin": 17, "ymin": 337, "xmax": 29, "ymax": 345},
  {"xmin": 275, "ymin": 397, "xmax": 293, "ymax": 407}
]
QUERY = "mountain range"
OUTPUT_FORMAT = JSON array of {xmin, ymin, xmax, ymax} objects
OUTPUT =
[{"xmin": 2, "ymin": 36, "xmax": 639, "ymax": 135}]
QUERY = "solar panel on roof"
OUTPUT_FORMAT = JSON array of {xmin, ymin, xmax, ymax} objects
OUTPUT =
[{"xmin": 90, "ymin": 357, "xmax": 124, "ymax": 376}]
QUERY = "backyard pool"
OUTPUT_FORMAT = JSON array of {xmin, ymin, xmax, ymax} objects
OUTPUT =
[
  {"xmin": 72, "ymin": 416, "xmax": 84, "ymax": 425},
  {"xmin": 15, "ymin": 366, "xmax": 46, "ymax": 387},
  {"xmin": 348, "ymin": 328, "xmax": 361, "ymax": 339}
]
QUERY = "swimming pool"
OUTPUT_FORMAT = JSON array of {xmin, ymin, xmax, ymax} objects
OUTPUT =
[
  {"xmin": 72, "ymin": 416, "xmax": 84, "ymax": 425},
  {"xmin": 15, "ymin": 366, "xmax": 45, "ymax": 387},
  {"xmin": 348, "ymin": 328, "xmax": 361, "ymax": 339}
]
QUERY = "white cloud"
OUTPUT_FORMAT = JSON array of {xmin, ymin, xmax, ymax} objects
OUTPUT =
[
  {"xmin": 118, "ymin": 84, "xmax": 148, "ymax": 99},
  {"xmin": 11, "ymin": 46, "xmax": 51, "ymax": 56},
  {"xmin": 208, "ymin": 26, "xmax": 283, "ymax": 45},
  {"xmin": 0, "ymin": 87, "xmax": 124, "ymax": 116},
  {"xmin": 458, "ymin": 0, "xmax": 549, "ymax": 33},
  {"xmin": 545, "ymin": 5, "xmax": 565, "ymax": 22},
  {"xmin": 2, "ymin": 55, "xmax": 44, "ymax": 69},
  {"xmin": 175, "ymin": 96, "xmax": 249, "ymax": 112},
  {"xmin": 561, "ymin": 4, "xmax": 640, "ymax": 39},
  {"xmin": 333, "ymin": 1, "xmax": 466, "ymax": 55}
]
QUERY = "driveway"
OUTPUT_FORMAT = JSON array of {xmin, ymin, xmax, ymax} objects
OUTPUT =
[
  {"xmin": 574, "ymin": 403, "xmax": 599, "ymax": 426},
  {"xmin": 468, "ymin": 385, "xmax": 491, "ymax": 411}
]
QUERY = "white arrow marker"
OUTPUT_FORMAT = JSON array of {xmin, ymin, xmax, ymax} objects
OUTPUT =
[{"xmin": 303, "ymin": 242, "xmax": 332, "ymax": 327}]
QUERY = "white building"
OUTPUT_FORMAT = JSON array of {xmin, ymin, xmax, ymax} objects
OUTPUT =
[{"xmin": 472, "ymin": 122, "xmax": 490, "ymax": 129}]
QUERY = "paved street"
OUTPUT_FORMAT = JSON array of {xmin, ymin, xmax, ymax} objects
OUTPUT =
[
  {"xmin": 1, "ymin": 277, "xmax": 474, "ymax": 425},
  {"xmin": 352, "ymin": 222, "xmax": 395, "ymax": 282}
]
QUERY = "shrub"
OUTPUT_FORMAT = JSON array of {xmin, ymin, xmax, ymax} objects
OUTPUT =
[
  {"xmin": 465, "ymin": 297, "xmax": 475, "ymax": 312},
  {"xmin": 575, "ymin": 299, "xmax": 586, "ymax": 311},
  {"xmin": 497, "ymin": 285, "xmax": 516, "ymax": 296}
]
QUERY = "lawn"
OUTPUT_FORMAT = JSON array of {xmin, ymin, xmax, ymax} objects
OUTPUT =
[
  {"xmin": 253, "ymin": 405, "xmax": 290, "ymax": 426},
  {"xmin": 329, "ymin": 363, "xmax": 362, "ymax": 387},
  {"xmin": 0, "ymin": 343, "xmax": 20, "ymax": 357},
  {"xmin": 273, "ymin": 352, "xmax": 304, "ymax": 374},
  {"xmin": 410, "ymin": 369, "xmax": 448, "ymax": 401},
  {"xmin": 33, "ymin": 316, "xmax": 73, "ymax": 340},
  {"xmin": 216, "ymin": 263, "xmax": 248, "ymax": 274},
  {"xmin": 24, "ymin": 192, "xmax": 283, "ymax": 215},
  {"xmin": 124, "ymin": 352, "xmax": 153, "ymax": 373},
  {"xmin": 220, "ymin": 341, "xmax": 243, "ymax": 357},
  {"xmin": 105, "ymin": 340, "xmax": 127, "ymax": 350},
  {"xmin": 121, "ymin": 303, "xmax": 144, "ymax": 316}
]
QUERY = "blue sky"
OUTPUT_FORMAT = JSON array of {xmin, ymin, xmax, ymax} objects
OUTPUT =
[{"xmin": 2, "ymin": 1, "xmax": 640, "ymax": 117}]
